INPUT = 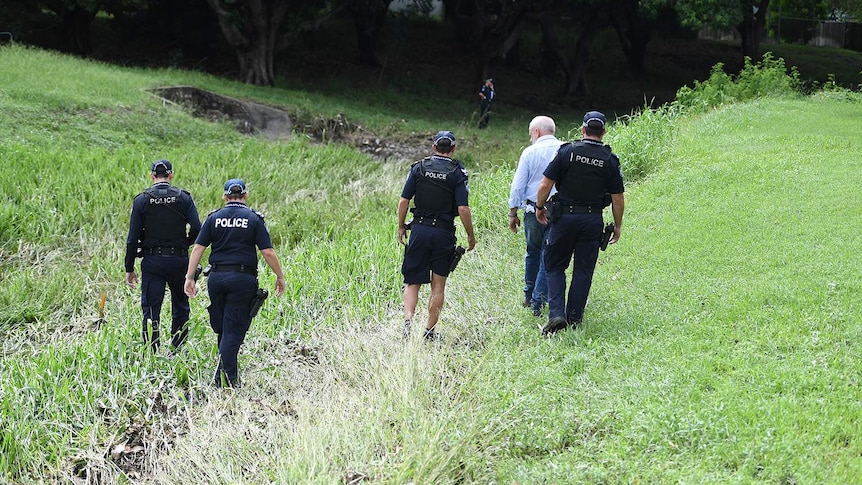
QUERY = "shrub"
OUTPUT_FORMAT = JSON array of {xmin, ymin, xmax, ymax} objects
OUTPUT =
[{"xmin": 675, "ymin": 53, "xmax": 801, "ymax": 112}]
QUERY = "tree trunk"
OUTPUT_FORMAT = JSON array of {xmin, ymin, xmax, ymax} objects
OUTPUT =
[
  {"xmin": 206, "ymin": 0, "xmax": 289, "ymax": 86},
  {"xmin": 610, "ymin": 0, "xmax": 652, "ymax": 78},
  {"xmin": 566, "ymin": 8, "xmax": 601, "ymax": 97},
  {"xmin": 444, "ymin": 0, "xmax": 530, "ymax": 89},
  {"xmin": 349, "ymin": 0, "xmax": 392, "ymax": 67},
  {"xmin": 538, "ymin": 13, "xmax": 571, "ymax": 86},
  {"xmin": 61, "ymin": 6, "xmax": 95, "ymax": 55},
  {"xmin": 736, "ymin": 0, "xmax": 770, "ymax": 60}
]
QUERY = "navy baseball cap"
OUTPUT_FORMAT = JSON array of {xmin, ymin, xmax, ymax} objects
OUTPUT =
[
  {"xmin": 582, "ymin": 111, "xmax": 606, "ymax": 130},
  {"xmin": 150, "ymin": 159, "xmax": 173, "ymax": 175},
  {"xmin": 433, "ymin": 131, "xmax": 456, "ymax": 147},
  {"xmin": 223, "ymin": 178, "xmax": 247, "ymax": 195}
]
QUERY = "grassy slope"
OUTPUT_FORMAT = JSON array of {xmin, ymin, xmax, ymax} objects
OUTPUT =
[
  {"xmin": 1, "ymin": 44, "xmax": 861, "ymax": 483},
  {"xmin": 466, "ymin": 95, "xmax": 862, "ymax": 483}
]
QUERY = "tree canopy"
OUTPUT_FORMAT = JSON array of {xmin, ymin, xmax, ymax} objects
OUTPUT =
[{"xmin": 1, "ymin": 0, "xmax": 854, "ymax": 92}]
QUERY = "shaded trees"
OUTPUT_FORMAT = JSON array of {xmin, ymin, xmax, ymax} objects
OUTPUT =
[
  {"xmin": 441, "ymin": 0, "xmax": 534, "ymax": 83},
  {"xmin": 205, "ymin": 0, "xmax": 344, "ymax": 85},
  {"xmin": 675, "ymin": 0, "xmax": 771, "ymax": 59},
  {"xmin": 348, "ymin": 0, "xmax": 393, "ymax": 66}
]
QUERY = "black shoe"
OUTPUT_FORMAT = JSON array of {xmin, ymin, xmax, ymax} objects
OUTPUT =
[
  {"xmin": 423, "ymin": 328, "xmax": 441, "ymax": 341},
  {"xmin": 541, "ymin": 317, "xmax": 568, "ymax": 336},
  {"xmin": 522, "ymin": 295, "xmax": 531, "ymax": 308},
  {"xmin": 530, "ymin": 300, "xmax": 543, "ymax": 317},
  {"xmin": 213, "ymin": 375, "xmax": 242, "ymax": 389},
  {"xmin": 568, "ymin": 317, "xmax": 583, "ymax": 329}
]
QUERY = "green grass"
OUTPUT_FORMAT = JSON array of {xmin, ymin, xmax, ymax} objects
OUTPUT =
[{"xmin": 1, "ymin": 43, "xmax": 861, "ymax": 484}]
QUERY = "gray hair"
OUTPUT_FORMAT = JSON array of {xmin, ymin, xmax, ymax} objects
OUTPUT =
[{"xmin": 529, "ymin": 116, "xmax": 556, "ymax": 136}]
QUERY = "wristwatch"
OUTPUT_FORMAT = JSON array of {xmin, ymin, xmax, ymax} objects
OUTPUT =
[{"xmin": 536, "ymin": 205, "xmax": 546, "ymax": 211}]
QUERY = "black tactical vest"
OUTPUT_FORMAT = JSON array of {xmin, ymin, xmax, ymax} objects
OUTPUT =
[
  {"xmin": 142, "ymin": 186, "xmax": 187, "ymax": 241},
  {"xmin": 556, "ymin": 141, "xmax": 614, "ymax": 206},
  {"xmin": 414, "ymin": 157, "xmax": 458, "ymax": 215}
]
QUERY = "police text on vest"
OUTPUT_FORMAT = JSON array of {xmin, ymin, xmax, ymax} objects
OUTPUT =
[
  {"xmin": 215, "ymin": 218, "xmax": 249, "ymax": 228},
  {"xmin": 575, "ymin": 155, "xmax": 604, "ymax": 167}
]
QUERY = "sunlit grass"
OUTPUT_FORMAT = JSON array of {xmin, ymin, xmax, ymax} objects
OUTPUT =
[{"xmin": 1, "ymin": 43, "xmax": 861, "ymax": 484}]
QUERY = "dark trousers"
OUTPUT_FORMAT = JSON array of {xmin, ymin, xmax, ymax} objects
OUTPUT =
[
  {"xmin": 140, "ymin": 255, "xmax": 190, "ymax": 351},
  {"xmin": 207, "ymin": 271, "xmax": 257, "ymax": 386},
  {"xmin": 543, "ymin": 214, "xmax": 602, "ymax": 322},
  {"xmin": 478, "ymin": 100, "xmax": 491, "ymax": 128}
]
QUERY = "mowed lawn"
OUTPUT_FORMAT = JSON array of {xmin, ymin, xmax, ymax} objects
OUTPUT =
[{"xmin": 462, "ymin": 94, "xmax": 862, "ymax": 484}]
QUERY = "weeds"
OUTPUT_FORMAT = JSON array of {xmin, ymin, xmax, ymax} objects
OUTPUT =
[{"xmin": 1, "ymin": 44, "xmax": 860, "ymax": 484}]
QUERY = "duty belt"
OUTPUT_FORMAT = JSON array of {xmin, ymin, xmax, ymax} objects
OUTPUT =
[
  {"xmin": 413, "ymin": 215, "xmax": 455, "ymax": 232},
  {"xmin": 210, "ymin": 264, "xmax": 258, "ymax": 276},
  {"xmin": 143, "ymin": 246, "xmax": 187, "ymax": 256},
  {"xmin": 559, "ymin": 205, "xmax": 603, "ymax": 215}
]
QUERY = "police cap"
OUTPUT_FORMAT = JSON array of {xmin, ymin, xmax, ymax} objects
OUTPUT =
[
  {"xmin": 150, "ymin": 159, "xmax": 173, "ymax": 175},
  {"xmin": 224, "ymin": 178, "xmax": 248, "ymax": 196},
  {"xmin": 433, "ymin": 131, "xmax": 456, "ymax": 148},
  {"xmin": 582, "ymin": 111, "xmax": 606, "ymax": 130}
]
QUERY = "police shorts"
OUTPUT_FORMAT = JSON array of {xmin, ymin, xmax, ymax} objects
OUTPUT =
[{"xmin": 401, "ymin": 224, "xmax": 457, "ymax": 284}]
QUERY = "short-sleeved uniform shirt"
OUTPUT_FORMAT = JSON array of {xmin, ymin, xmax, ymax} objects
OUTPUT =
[{"xmin": 195, "ymin": 202, "xmax": 273, "ymax": 266}]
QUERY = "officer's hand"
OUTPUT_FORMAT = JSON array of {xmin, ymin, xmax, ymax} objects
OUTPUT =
[
  {"xmin": 508, "ymin": 214, "xmax": 520, "ymax": 233},
  {"xmin": 536, "ymin": 210, "xmax": 548, "ymax": 225},
  {"xmin": 184, "ymin": 279, "xmax": 197, "ymax": 298},
  {"xmin": 398, "ymin": 227, "xmax": 407, "ymax": 246},
  {"xmin": 125, "ymin": 272, "xmax": 138, "ymax": 289},
  {"xmin": 274, "ymin": 277, "xmax": 285, "ymax": 298},
  {"xmin": 466, "ymin": 235, "xmax": 476, "ymax": 251},
  {"xmin": 609, "ymin": 226, "xmax": 621, "ymax": 245}
]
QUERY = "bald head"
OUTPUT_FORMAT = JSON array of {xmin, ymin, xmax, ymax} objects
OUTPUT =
[{"xmin": 530, "ymin": 116, "xmax": 555, "ymax": 137}]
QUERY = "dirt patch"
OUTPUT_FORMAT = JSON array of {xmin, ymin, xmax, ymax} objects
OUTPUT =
[{"xmin": 150, "ymin": 86, "xmax": 429, "ymax": 163}]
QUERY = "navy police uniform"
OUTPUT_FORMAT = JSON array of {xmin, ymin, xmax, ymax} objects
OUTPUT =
[
  {"xmin": 401, "ymin": 154, "xmax": 469, "ymax": 283},
  {"xmin": 125, "ymin": 161, "xmax": 200, "ymax": 350},
  {"xmin": 195, "ymin": 185, "xmax": 273, "ymax": 387},
  {"xmin": 543, "ymin": 133, "xmax": 624, "ymax": 325},
  {"xmin": 478, "ymin": 78, "xmax": 495, "ymax": 129}
]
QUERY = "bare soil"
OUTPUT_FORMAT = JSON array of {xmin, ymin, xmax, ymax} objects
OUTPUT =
[{"xmin": 150, "ymin": 86, "xmax": 430, "ymax": 164}]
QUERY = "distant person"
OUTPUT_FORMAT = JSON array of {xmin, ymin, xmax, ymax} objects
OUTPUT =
[
  {"xmin": 477, "ymin": 78, "xmax": 495, "ymax": 129},
  {"xmin": 507, "ymin": 116, "xmax": 561, "ymax": 316},
  {"xmin": 184, "ymin": 179, "xmax": 286, "ymax": 388},
  {"xmin": 535, "ymin": 111, "xmax": 624, "ymax": 335},
  {"xmin": 398, "ymin": 131, "xmax": 476, "ymax": 341},
  {"xmin": 125, "ymin": 160, "xmax": 201, "ymax": 352}
]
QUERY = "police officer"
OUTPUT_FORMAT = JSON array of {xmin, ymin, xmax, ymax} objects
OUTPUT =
[
  {"xmin": 477, "ymin": 78, "xmax": 495, "ymax": 129},
  {"xmin": 184, "ymin": 179, "xmax": 285, "ymax": 388},
  {"xmin": 125, "ymin": 159, "xmax": 201, "ymax": 352},
  {"xmin": 398, "ymin": 131, "xmax": 476, "ymax": 341},
  {"xmin": 535, "ymin": 111, "xmax": 625, "ymax": 335}
]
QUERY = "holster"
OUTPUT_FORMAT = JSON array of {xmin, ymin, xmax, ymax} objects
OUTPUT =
[
  {"xmin": 448, "ymin": 246, "xmax": 466, "ymax": 273},
  {"xmin": 249, "ymin": 288, "xmax": 269, "ymax": 318},
  {"xmin": 547, "ymin": 199, "xmax": 562, "ymax": 224},
  {"xmin": 600, "ymin": 223, "xmax": 615, "ymax": 251}
]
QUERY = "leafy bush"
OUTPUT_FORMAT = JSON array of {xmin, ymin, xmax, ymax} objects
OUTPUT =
[
  {"xmin": 675, "ymin": 53, "xmax": 802, "ymax": 112},
  {"xmin": 608, "ymin": 53, "xmax": 805, "ymax": 182}
]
